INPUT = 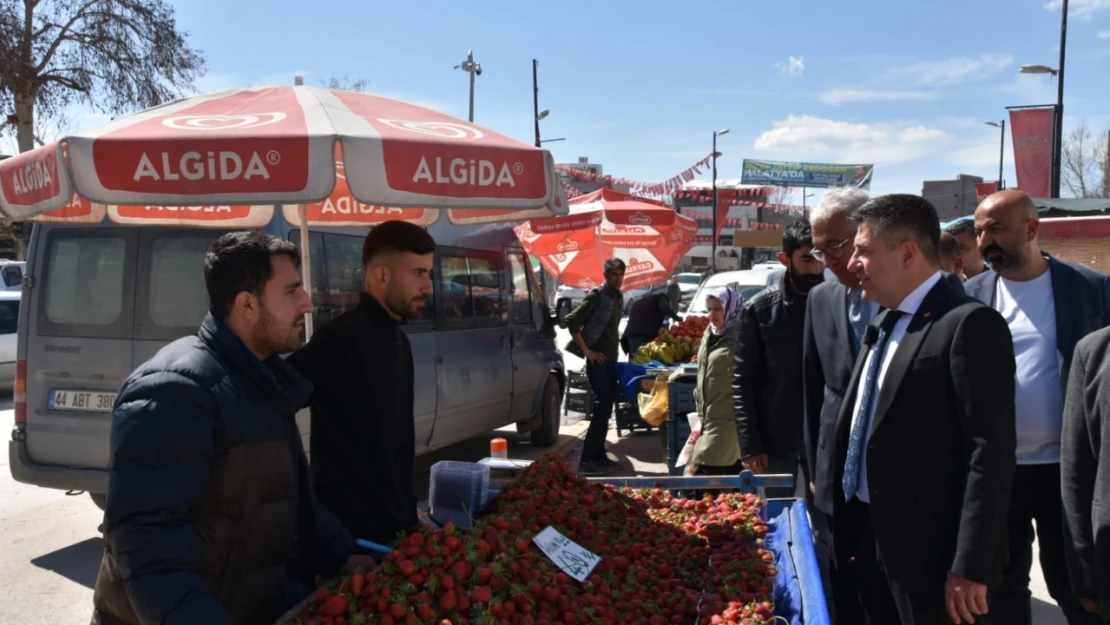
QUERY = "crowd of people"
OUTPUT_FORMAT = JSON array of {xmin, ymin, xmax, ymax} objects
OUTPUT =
[
  {"xmin": 87, "ymin": 184, "xmax": 1110, "ymax": 625},
  {"xmin": 566, "ymin": 188, "xmax": 1110, "ymax": 625}
]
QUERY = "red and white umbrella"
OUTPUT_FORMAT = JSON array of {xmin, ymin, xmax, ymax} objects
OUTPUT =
[
  {"xmin": 0, "ymin": 85, "xmax": 568, "ymax": 335},
  {"xmin": 515, "ymin": 189, "xmax": 698, "ymax": 291}
]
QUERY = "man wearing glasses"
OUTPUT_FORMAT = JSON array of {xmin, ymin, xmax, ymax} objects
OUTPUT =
[{"xmin": 802, "ymin": 186, "xmax": 875, "ymax": 624}]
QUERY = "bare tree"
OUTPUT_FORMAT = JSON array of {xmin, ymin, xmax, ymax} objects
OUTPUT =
[
  {"xmin": 321, "ymin": 75, "xmax": 369, "ymax": 92},
  {"xmin": 1061, "ymin": 119, "xmax": 1109, "ymax": 199},
  {"xmin": 0, "ymin": 0, "xmax": 205, "ymax": 154},
  {"xmin": 762, "ymin": 186, "xmax": 806, "ymax": 226}
]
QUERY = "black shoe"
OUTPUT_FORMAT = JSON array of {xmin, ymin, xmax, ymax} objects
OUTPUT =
[
  {"xmin": 578, "ymin": 461, "xmax": 618, "ymax": 476},
  {"xmin": 598, "ymin": 454, "xmax": 621, "ymax": 468}
]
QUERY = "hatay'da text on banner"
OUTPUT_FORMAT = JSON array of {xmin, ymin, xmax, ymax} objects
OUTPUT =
[
  {"xmin": 1008, "ymin": 107, "xmax": 1055, "ymax": 199},
  {"xmin": 740, "ymin": 159, "xmax": 874, "ymax": 189}
]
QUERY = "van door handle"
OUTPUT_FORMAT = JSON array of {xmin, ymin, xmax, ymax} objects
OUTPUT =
[{"xmin": 435, "ymin": 356, "xmax": 444, "ymax": 364}]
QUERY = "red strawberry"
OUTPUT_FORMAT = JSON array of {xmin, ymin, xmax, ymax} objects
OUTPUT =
[{"xmin": 323, "ymin": 595, "xmax": 348, "ymax": 617}]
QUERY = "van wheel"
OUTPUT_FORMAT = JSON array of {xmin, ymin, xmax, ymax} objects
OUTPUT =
[
  {"xmin": 530, "ymin": 376, "xmax": 561, "ymax": 447},
  {"xmin": 90, "ymin": 492, "xmax": 107, "ymax": 511}
]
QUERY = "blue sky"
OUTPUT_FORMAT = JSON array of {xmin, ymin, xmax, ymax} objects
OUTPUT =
[{"xmin": 7, "ymin": 0, "xmax": 1110, "ymax": 202}]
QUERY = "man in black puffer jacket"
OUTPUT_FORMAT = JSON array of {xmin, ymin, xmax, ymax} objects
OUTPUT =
[
  {"xmin": 733, "ymin": 219, "xmax": 825, "ymax": 498},
  {"xmin": 91, "ymin": 233, "xmax": 367, "ymax": 625}
]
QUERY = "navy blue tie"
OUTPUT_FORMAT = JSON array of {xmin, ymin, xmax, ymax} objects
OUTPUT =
[{"xmin": 842, "ymin": 310, "xmax": 904, "ymax": 501}]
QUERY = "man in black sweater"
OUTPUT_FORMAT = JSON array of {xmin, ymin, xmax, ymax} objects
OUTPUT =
[{"xmin": 287, "ymin": 221, "xmax": 435, "ymax": 545}]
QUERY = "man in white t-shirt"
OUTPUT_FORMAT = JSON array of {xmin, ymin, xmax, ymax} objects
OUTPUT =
[{"xmin": 966, "ymin": 189, "xmax": 1110, "ymax": 625}]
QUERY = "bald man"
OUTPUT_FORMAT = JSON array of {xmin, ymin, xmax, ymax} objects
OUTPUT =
[{"xmin": 965, "ymin": 190, "xmax": 1110, "ymax": 625}]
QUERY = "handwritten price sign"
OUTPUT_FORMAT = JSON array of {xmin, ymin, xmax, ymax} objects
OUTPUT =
[{"xmin": 532, "ymin": 526, "xmax": 601, "ymax": 583}]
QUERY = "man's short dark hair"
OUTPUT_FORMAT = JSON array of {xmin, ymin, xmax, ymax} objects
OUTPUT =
[
  {"xmin": 938, "ymin": 231, "xmax": 960, "ymax": 263},
  {"xmin": 945, "ymin": 219, "xmax": 976, "ymax": 239},
  {"xmin": 604, "ymin": 258, "xmax": 626, "ymax": 274},
  {"xmin": 783, "ymin": 218, "xmax": 814, "ymax": 257},
  {"xmin": 361, "ymin": 221, "xmax": 436, "ymax": 267},
  {"xmin": 204, "ymin": 232, "xmax": 300, "ymax": 320},
  {"xmin": 853, "ymin": 194, "xmax": 941, "ymax": 266}
]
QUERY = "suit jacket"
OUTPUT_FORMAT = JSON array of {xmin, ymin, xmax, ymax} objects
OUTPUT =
[
  {"xmin": 1061, "ymin": 326, "xmax": 1110, "ymax": 618},
  {"xmin": 944, "ymin": 271, "xmax": 966, "ymax": 293},
  {"xmin": 832, "ymin": 280, "xmax": 1016, "ymax": 592},
  {"xmin": 802, "ymin": 280, "xmax": 858, "ymax": 515},
  {"xmin": 964, "ymin": 254, "xmax": 1110, "ymax": 398}
]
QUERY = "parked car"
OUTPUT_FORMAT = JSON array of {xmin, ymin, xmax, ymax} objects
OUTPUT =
[
  {"xmin": 0, "ymin": 261, "xmax": 25, "ymax": 292},
  {"xmin": 9, "ymin": 217, "xmax": 565, "ymax": 511},
  {"xmin": 555, "ymin": 284, "xmax": 588, "ymax": 309},
  {"xmin": 682, "ymin": 268, "xmax": 785, "ymax": 319},
  {"xmin": 674, "ymin": 272, "xmax": 702, "ymax": 301},
  {"xmin": 0, "ymin": 291, "xmax": 19, "ymax": 390}
]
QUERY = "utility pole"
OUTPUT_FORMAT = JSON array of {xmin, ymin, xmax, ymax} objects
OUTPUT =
[
  {"xmin": 533, "ymin": 60, "xmax": 541, "ymax": 148},
  {"xmin": 1052, "ymin": 0, "xmax": 1068, "ymax": 198},
  {"xmin": 454, "ymin": 50, "xmax": 482, "ymax": 122}
]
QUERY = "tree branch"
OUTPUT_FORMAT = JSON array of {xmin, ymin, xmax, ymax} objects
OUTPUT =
[{"xmin": 34, "ymin": 0, "xmax": 102, "ymax": 73}]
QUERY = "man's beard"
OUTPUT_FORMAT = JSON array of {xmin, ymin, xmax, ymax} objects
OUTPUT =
[
  {"xmin": 253, "ymin": 306, "xmax": 303, "ymax": 357},
  {"xmin": 789, "ymin": 264, "xmax": 824, "ymax": 293},
  {"xmin": 981, "ymin": 243, "xmax": 1025, "ymax": 273},
  {"xmin": 386, "ymin": 284, "xmax": 426, "ymax": 320}
]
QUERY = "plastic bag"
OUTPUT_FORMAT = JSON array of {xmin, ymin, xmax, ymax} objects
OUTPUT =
[
  {"xmin": 674, "ymin": 412, "xmax": 703, "ymax": 468},
  {"xmin": 637, "ymin": 377, "xmax": 669, "ymax": 427}
]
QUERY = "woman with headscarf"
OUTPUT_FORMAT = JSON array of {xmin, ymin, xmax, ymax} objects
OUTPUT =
[{"xmin": 687, "ymin": 285, "xmax": 745, "ymax": 478}]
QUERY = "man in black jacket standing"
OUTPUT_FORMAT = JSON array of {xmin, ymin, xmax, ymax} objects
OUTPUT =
[
  {"xmin": 1061, "ymin": 325, "xmax": 1110, "ymax": 621},
  {"xmin": 802, "ymin": 185, "xmax": 873, "ymax": 623},
  {"xmin": 93, "ymin": 233, "xmax": 362, "ymax": 625},
  {"xmin": 965, "ymin": 190, "xmax": 1110, "ymax": 625},
  {"xmin": 734, "ymin": 218, "xmax": 823, "ymax": 498},
  {"xmin": 288, "ymin": 221, "xmax": 435, "ymax": 546},
  {"xmin": 836, "ymin": 194, "xmax": 1015, "ymax": 624}
]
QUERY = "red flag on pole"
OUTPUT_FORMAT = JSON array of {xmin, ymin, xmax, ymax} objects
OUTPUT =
[{"xmin": 1009, "ymin": 108, "xmax": 1055, "ymax": 198}]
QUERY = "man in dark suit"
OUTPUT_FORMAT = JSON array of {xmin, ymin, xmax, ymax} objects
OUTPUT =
[
  {"xmin": 803, "ymin": 185, "xmax": 874, "ymax": 623},
  {"xmin": 835, "ymin": 194, "xmax": 1016, "ymax": 625},
  {"xmin": 965, "ymin": 189, "xmax": 1110, "ymax": 625},
  {"xmin": 1061, "ymin": 325, "xmax": 1110, "ymax": 622}
]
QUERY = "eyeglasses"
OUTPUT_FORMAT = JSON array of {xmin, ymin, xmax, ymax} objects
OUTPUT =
[{"xmin": 812, "ymin": 230, "xmax": 857, "ymax": 262}]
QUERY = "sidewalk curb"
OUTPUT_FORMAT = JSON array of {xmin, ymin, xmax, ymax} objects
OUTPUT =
[{"xmin": 554, "ymin": 420, "xmax": 590, "ymax": 458}]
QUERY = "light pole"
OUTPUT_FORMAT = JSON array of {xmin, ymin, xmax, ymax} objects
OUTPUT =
[
  {"xmin": 454, "ymin": 49, "xmax": 482, "ymax": 122},
  {"xmin": 1019, "ymin": 0, "xmax": 1067, "ymax": 197},
  {"xmin": 985, "ymin": 120, "xmax": 1006, "ymax": 190},
  {"xmin": 711, "ymin": 128, "xmax": 729, "ymax": 273}
]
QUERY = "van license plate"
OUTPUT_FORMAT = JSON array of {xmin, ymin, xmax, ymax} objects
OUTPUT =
[{"xmin": 49, "ymin": 390, "xmax": 117, "ymax": 413}]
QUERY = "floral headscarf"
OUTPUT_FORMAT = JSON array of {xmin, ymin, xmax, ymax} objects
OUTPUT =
[{"xmin": 708, "ymin": 285, "xmax": 743, "ymax": 336}]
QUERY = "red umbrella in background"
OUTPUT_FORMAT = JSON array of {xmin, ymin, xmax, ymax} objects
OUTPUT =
[
  {"xmin": 515, "ymin": 188, "xmax": 697, "ymax": 291},
  {"xmin": 0, "ymin": 85, "xmax": 568, "ymax": 335}
]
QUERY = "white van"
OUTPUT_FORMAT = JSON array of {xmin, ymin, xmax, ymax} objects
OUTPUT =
[
  {"xmin": 682, "ymin": 267, "xmax": 785, "ymax": 319},
  {"xmin": 8, "ymin": 215, "xmax": 566, "ymax": 510}
]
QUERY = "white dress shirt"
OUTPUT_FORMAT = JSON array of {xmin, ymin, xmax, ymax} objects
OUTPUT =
[{"xmin": 849, "ymin": 271, "xmax": 943, "ymax": 503}]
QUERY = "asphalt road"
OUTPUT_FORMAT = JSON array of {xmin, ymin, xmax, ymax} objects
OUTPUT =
[{"xmin": 1, "ymin": 326, "xmax": 1069, "ymax": 625}]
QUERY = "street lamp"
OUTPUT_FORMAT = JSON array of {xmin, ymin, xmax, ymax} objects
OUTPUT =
[
  {"xmin": 454, "ymin": 49, "xmax": 482, "ymax": 123},
  {"xmin": 1019, "ymin": 0, "xmax": 1067, "ymax": 197},
  {"xmin": 711, "ymin": 128, "xmax": 729, "ymax": 272},
  {"xmin": 985, "ymin": 120, "xmax": 1006, "ymax": 190}
]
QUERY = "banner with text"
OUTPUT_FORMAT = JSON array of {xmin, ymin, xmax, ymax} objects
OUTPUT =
[
  {"xmin": 740, "ymin": 159, "xmax": 874, "ymax": 189},
  {"xmin": 1009, "ymin": 107, "xmax": 1055, "ymax": 198}
]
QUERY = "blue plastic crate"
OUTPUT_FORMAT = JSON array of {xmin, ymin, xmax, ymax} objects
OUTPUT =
[{"xmin": 668, "ymin": 379, "xmax": 697, "ymax": 416}]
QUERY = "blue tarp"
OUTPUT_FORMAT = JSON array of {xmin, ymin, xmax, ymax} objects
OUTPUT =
[{"xmin": 765, "ymin": 499, "xmax": 831, "ymax": 625}]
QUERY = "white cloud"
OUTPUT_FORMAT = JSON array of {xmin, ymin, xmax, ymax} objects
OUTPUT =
[
  {"xmin": 1099, "ymin": 30, "xmax": 1110, "ymax": 38},
  {"xmin": 819, "ymin": 89, "xmax": 935, "ymax": 105},
  {"xmin": 774, "ymin": 56, "xmax": 805, "ymax": 77},
  {"xmin": 752, "ymin": 115, "xmax": 949, "ymax": 165},
  {"xmin": 881, "ymin": 54, "xmax": 1013, "ymax": 87},
  {"xmin": 1045, "ymin": 0, "xmax": 1110, "ymax": 19}
]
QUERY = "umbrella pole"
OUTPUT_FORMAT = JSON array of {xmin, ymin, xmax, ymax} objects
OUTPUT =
[{"xmin": 298, "ymin": 204, "xmax": 315, "ymax": 340}]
